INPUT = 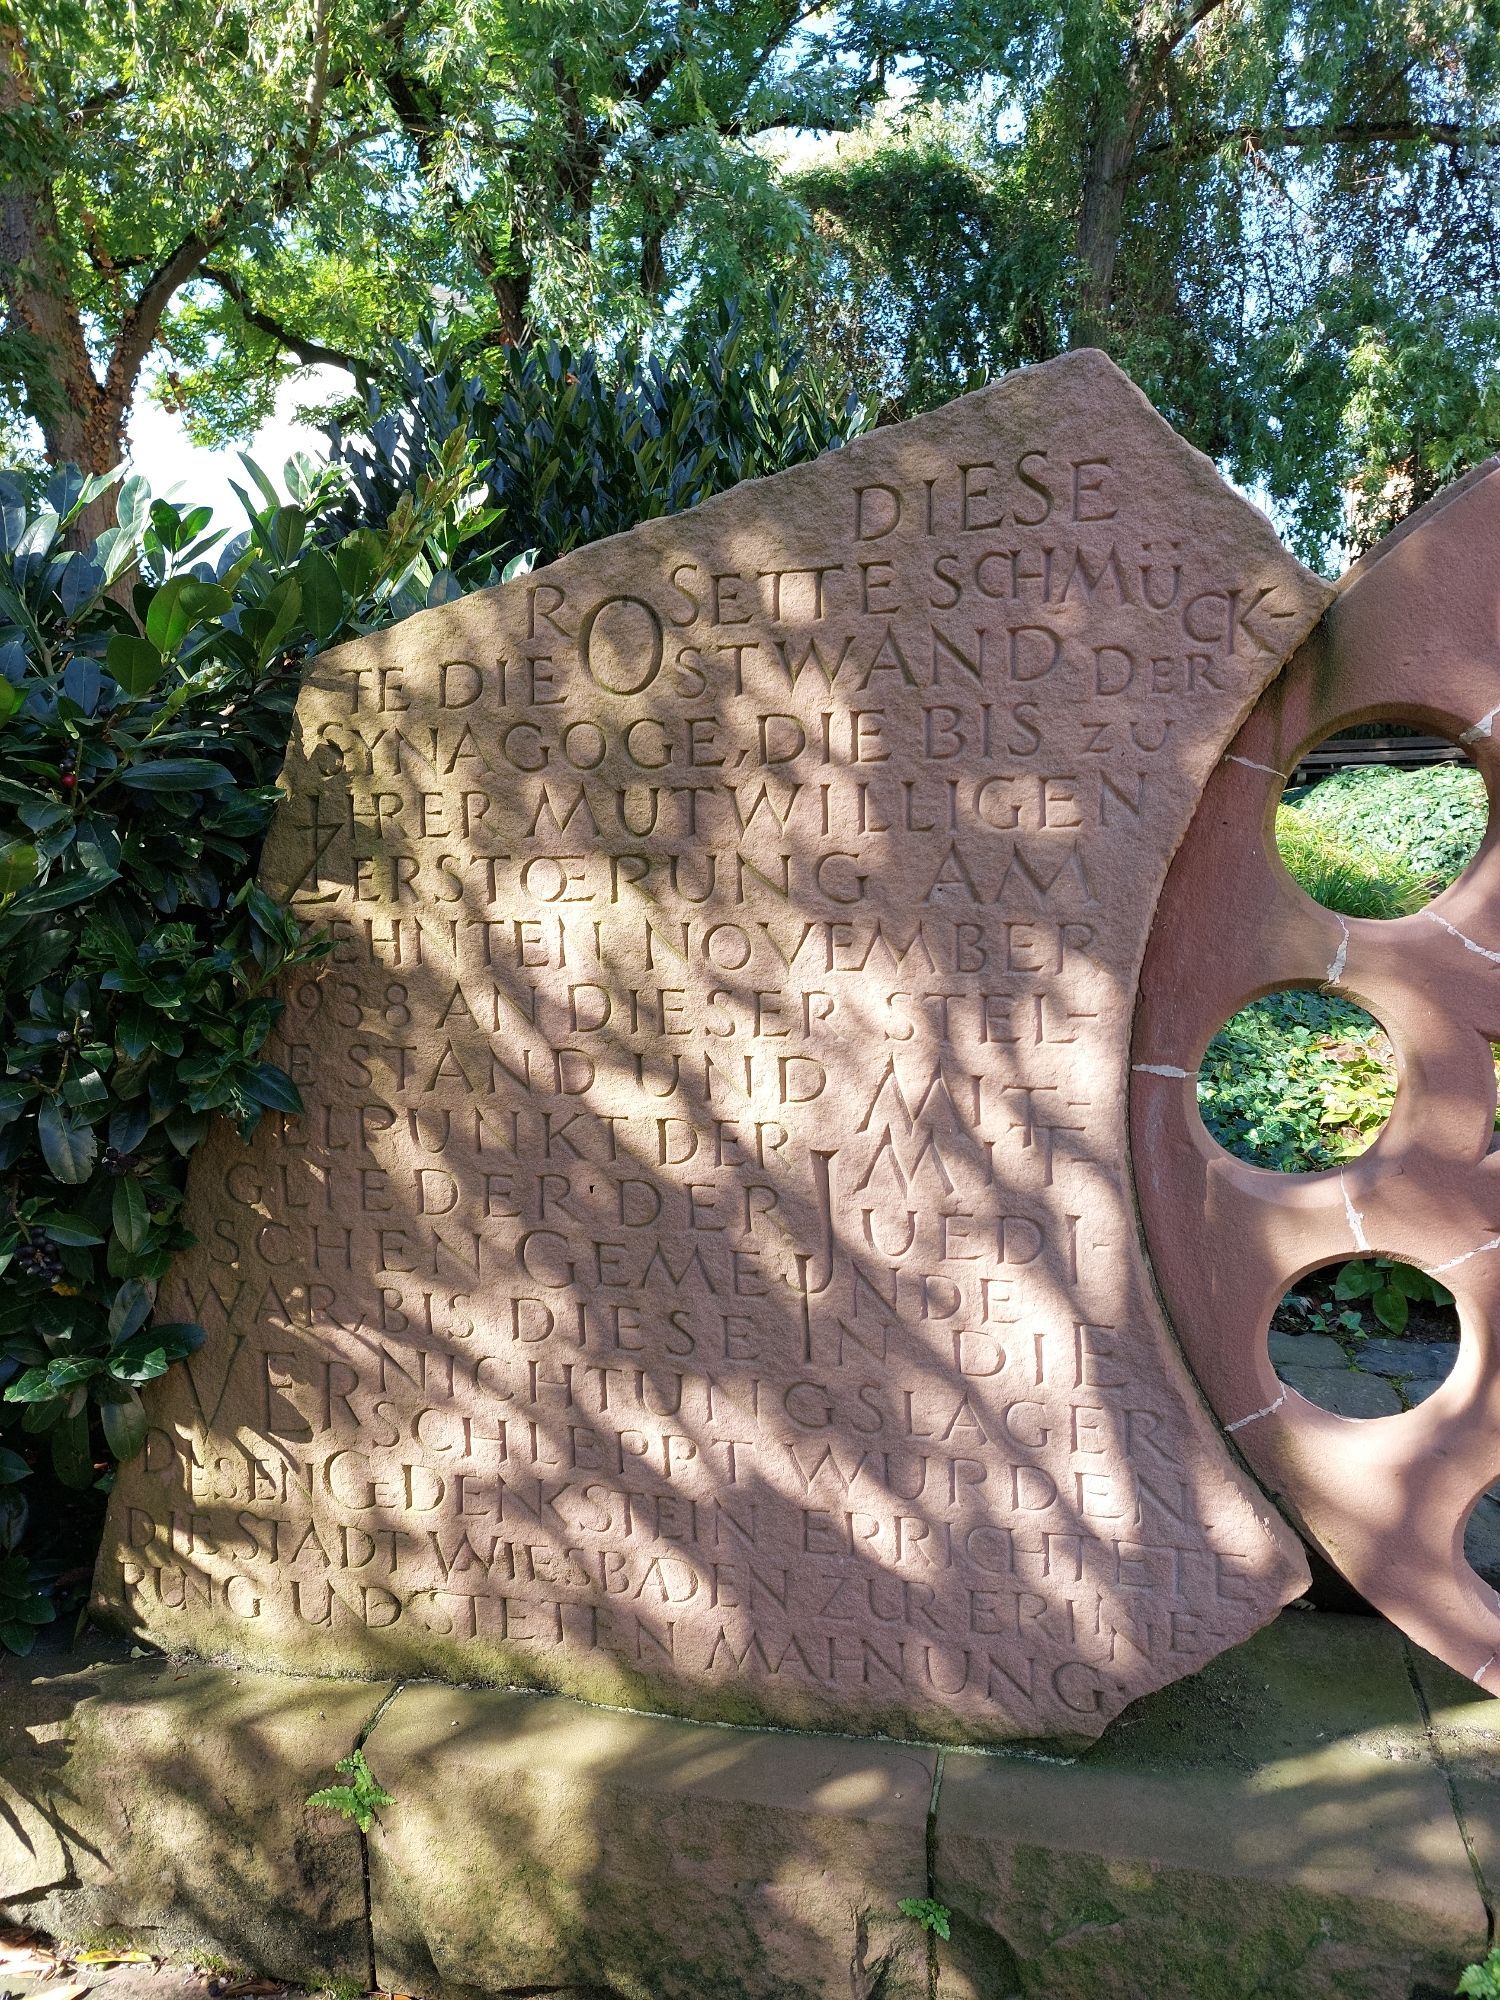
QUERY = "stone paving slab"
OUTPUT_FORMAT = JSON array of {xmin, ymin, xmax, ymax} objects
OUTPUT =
[
  {"xmin": 0, "ymin": 1648, "xmax": 385, "ymax": 1985},
  {"xmin": 363, "ymin": 1683, "xmax": 933, "ymax": 2000},
  {"xmin": 1268, "ymin": 1331, "xmax": 1346, "ymax": 1370},
  {"xmin": 935, "ymin": 1610, "xmax": 1488, "ymax": 1999},
  {"xmin": 1407, "ymin": 1642, "xmax": 1500, "ymax": 1935},
  {"xmin": 1278, "ymin": 1364, "xmax": 1404, "ymax": 1417},
  {"xmin": 1, "ymin": 1613, "xmax": 1493, "ymax": 2000},
  {"xmin": 1356, "ymin": 1339, "xmax": 1457, "ymax": 1380}
]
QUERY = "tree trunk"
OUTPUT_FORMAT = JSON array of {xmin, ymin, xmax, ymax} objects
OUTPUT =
[
  {"xmin": 40, "ymin": 390, "xmax": 129, "ymax": 537},
  {"xmin": 494, "ymin": 268, "xmax": 533, "ymax": 347},
  {"xmin": 0, "ymin": 23, "xmax": 122, "ymax": 532},
  {"xmin": 1074, "ymin": 116, "xmax": 1139, "ymax": 347}
]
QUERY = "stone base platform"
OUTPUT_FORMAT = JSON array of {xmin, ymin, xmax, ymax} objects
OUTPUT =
[{"xmin": 2, "ymin": 1611, "xmax": 1495, "ymax": 2000}]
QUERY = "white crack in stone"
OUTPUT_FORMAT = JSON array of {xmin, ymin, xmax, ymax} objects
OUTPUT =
[
  {"xmin": 1324, "ymin": 913, "xmax": 1350, "ymax": 985},
  {"xmin": 1225, "ymin": 754, "xmax": 1288, "ymax": 779},
  {"xmin": 1339, "ymin": 1168, "xmax": 1370, "ymax": 1251},
  {"xmin": 1473, "ymin": 1651, "xmax": 1497, "ymax": 1688},
  {"xmin": 1132, "ymin": 1063, "xmax": 1189, "ymax": 1078},
  {"xmin": 1461, "ymin": 703, "xmax": 1500, "ymax": 747},
  {"xmin": 1432, "ymin": 1235, "xmax": 1500, "ymax": 1274},
  {"xmin": 1226, "ymin": 1390, "xmax": 1287, "ymax": 1433},
  {"xmin": 1425, "ymin": 910, "xmax": 1500, "ymax": 965}
]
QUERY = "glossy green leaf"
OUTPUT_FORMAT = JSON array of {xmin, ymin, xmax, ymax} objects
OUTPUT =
[
  {"xmin": 49, "ymin": 1409, "xmax": 94, "ymax": 1489},
  {"xmin": 107, "ymin": 632, "xmax": 166, "ymax": 695},
  {"xmin": 295, "ymin": 547, "xmax": 345, "ymax": 641},
  {"xmin": 111, "ymin": 1178, "xmax": 150, "ymax": 1254},
  {"xmin": 100, "ymin": 1388, "xmax": 147, "ymax": 1461},
  {"xmin": 117, "ymin": 759, "xmax": 234, "ymax": 792},
  {"xmin": 37, "ymin": 1099, "xmax": 96, "ymax": 1183},
  {"xmin": 244, "ymin": 1063, "xmax": 303, "ymax": 1114},
  {"xmin": 0, "ymin": 840, "xmax": 38, "ymax": 900},
  {"xmin": 144, "ymin": 576, "xmax": 233, "ymax": 656},
  {"xmin": 41, "ymin": 1214, "xmax": 105, "ymax": 1247}
]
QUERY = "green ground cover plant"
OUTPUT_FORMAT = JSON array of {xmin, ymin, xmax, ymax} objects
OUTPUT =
[
  {"xmin": 1286, "ymin": 762, "xmax": 1487, "ymax": 894},
  {"xmin": 1196, "ymin": 989, "xmax": 1398, "ymax": 1172},
  {"xmin": 1202, "ymin": 762, "xmax": 1490, "ymax": 1177}
]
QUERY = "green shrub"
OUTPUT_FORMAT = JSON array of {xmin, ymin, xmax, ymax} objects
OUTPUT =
[
  {"xmin": 324, "ymin": 306, "xmax": 875, "ymax": 592},
  {"xmin": 0, "ymin": 441, "xmax": 499, "ymax": 1646}
]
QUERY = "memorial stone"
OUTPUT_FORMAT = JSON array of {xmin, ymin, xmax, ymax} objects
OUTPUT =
[{"xmin": 94, "ymin": 350, "xmax": 1331, "ymax": 1742}]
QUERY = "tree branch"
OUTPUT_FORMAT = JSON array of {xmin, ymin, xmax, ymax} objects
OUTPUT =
[
  {"xmin": 202, "ymin": 263, "xmax": 368, "ymax": 378},
  {"xmin": 102, "ymin": 108, "xmax": 372, "ymax": 409},
  {"xmin": 1147, "ymin": 116, "xmax": 1500, "ymax": 162},
  {"xmin": 68, "ymin": 78, "xmax": 129, "ymax": 124}
]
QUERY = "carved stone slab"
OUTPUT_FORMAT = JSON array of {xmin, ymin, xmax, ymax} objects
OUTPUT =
[
  {"xmin": 94, "ymin": 351, "xmax": 1326, "ymax": 1742},
  {"xmin": 1134, "ymin": 460, "xmax": 1500, "ymax": 1693}
]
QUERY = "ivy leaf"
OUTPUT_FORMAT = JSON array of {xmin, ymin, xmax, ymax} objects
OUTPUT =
[
  {"xmin": 1373, "ymin": 1285, "xmax": 1409, "ymax": 1334},
  {"xmin": 1334, "ymin": 1264, "xmax": 1380, "ymax": 1300},
  {"xmin": 37, "ymin": 1099, "xmax": 97, "ymax": 1183}
]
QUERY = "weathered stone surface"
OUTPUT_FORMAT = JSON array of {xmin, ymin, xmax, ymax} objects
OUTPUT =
[
  {"xmin": 1356, "ymin": 1337, "xmax": 1455, "ymax": 1380},
  {"xmin": 0, "ymin": 1648, "xmax": 380, "ymax": 1982},
  {"xmin": 94, "ymin": 348, "xmax": 1327, "ymax": 1740},
  {"xmin": 1277, "ymin": 1367, "xmax": 1403, "ymax": 1419},
  {"xmin": 934, "ymin": 1612, "xmax": 1489, "ymax": 2000},
  {"xmin": 1267, "ymin": 1330, "xmax": 1345, "ymax": 1370},
  {"xmin": 1134, "ymin": 456, "xmax": 1500, "ymax": 1692},
  {"xmin": 364, "ymin": 1681, "xmax": 933, "ymax": 2000},
  {"xmin": 3, "ymin": 1615, "xmax": 1491, "ymax": 2000}
]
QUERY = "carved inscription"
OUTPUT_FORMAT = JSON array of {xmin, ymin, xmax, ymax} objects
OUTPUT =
[{"xmin": 95, "ymin": 351, "xmax": 1328, "ymax": 1740}]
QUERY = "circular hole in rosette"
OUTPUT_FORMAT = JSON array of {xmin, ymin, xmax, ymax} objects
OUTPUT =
[
  {"xmin": 1464, "ymin": 1490, "xmax": 1500, "ymax": 1588},
  {"xmin": 1275, "ymin": 724, "xmax": 1483, "ymax": 919},
  {"xmin": 1272, "ymin": 1257, "xmax": 1459, "ymax": 1418},
  {"xmin": 1197, "ymin": 991, "xmax": 1395, "ymax": 1170}
]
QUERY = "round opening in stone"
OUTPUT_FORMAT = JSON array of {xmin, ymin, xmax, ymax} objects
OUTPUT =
[
  {"xmin": 1197, "ymin": 991, "xmax": 1395, "ymax": 1170},
  {"xmin": 1465, "ymin": 1490, "xmax": 1500, "ymax": 1587},
  {"xmin": 1275, "ymin": 723, "xmax": 1484, "ymax": 919},
  {"xmin": 1271, "ymin": 1257, "xmax": 1458, "ymax": 1418}
]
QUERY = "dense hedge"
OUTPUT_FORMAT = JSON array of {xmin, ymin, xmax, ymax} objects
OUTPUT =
[{"xmin": 323, "ymin": 309, "xmax": 875, "ymax": 590}]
